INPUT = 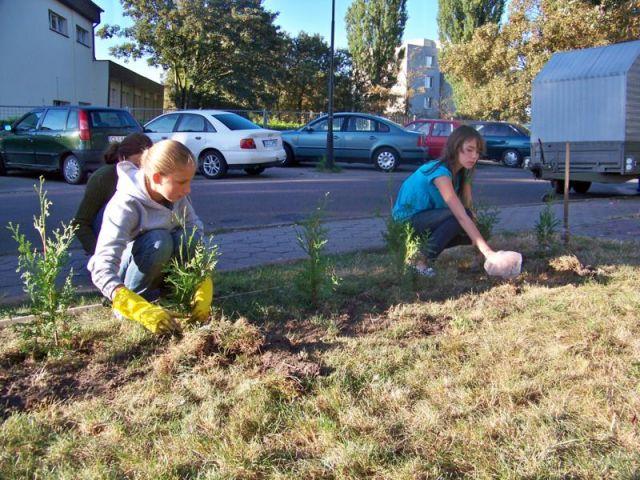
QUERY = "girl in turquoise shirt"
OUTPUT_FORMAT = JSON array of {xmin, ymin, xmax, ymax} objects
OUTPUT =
[{"xmin": 393, "ymin": 125, "xmax": 496, "ymax": 276}]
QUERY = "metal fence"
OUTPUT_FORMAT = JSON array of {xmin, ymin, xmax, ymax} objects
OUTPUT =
[{"xmin": 1, "ymin": 105, "xmax": 412, "ymax": 129}]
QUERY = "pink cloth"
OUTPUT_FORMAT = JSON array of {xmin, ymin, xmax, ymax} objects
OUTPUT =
[{"xmin": 484, "ymin": 251, "xmax": 522, "ymax": 279}]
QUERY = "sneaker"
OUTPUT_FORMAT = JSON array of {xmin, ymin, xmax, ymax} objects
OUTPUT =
[{"xmin": 410, "ymin": 264, "xmax": 436, "ymax": 278}]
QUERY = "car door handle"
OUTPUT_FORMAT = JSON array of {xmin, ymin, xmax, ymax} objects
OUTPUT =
[
  {"xmin": 333, "ymin": 135, "xmax": 340, "ymax": 140},
  {"xmin": 161, "ymin": 136, "xmax": 168, "ymax": 140},
  {"xmin": 195, "ymin": 136, "xmax": 202, "ymax": 140},
  {"xmin": 369, "ymin": 136, "xmax": 377, "ymax": 140}
]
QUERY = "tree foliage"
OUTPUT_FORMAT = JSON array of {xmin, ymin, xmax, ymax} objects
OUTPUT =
[
  {"xmin": 440, "ymin": 0, "xmax": 640, "ymax": 122},
  {"xmin": 345, "ymin": 0, "xmax": 408, "ymax": 111},
  {"xmin": 98, "ymin": 0, "xmax": 284, "ymax": 109},
  {"xmin": 437, "ymin": 0, "xmax": 506, "ymax": 44}
]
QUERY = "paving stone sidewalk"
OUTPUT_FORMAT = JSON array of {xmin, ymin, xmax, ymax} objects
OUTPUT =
[{"xmin": 1, "ymin": 197, "xmax": 638, "ymax": 305}]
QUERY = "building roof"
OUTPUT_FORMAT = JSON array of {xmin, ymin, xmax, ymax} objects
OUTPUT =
[
  {"xmin": 535, "ymin": 40, "xmax": 640, "ymax": 83},
  {"xmin": 57, "ymin": 0, "xmax": 103, "ymax": 24},
  {"xmin": 106, "ymin": 61, "xmax": 164, "ymax": 93}
]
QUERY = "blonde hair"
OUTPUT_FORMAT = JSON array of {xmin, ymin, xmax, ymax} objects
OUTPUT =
[{"xmin": 140, "ymin": 139, "xmax": 196, "ymax": 175}]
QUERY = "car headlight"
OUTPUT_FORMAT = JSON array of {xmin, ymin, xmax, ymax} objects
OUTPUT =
[{"xmin": 625, "ymin": 157, "xmax": 636, "ymax": 172}]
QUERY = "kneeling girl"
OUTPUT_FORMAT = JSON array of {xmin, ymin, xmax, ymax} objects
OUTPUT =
[{"xmin": 88, "ymin": 139, "xmax": 212, "ymax": 334}]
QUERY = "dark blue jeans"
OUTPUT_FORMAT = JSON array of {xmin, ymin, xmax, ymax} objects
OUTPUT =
[
  {"xmin": 409, "ymin": 208, "xmax": 471, "ymax": 259},
  {"xmin": 117, "ymin": 228, "xmax": 191, "ymax": 300}
]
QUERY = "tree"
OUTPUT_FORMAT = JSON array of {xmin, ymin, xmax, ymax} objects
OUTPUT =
[
  {"xmin": 437, "ymin": 0, "xmax": 506, "ymax": 44},
  {"xmin": 277, "ymin": 33, "xmax": 331, "ymax": 112},
  {"xmin": 440, "ymin": 0, "xmax": 640, "ymax": 122},
  {"xmin": 345, "ymin": 0, "xmax": 408, "ymax": 112},
  {"xmin": 98, "ymin": 0, "xmax": 284, "ymax": 109}
]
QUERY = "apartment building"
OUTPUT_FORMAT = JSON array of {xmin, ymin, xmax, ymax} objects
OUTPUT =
[
  {"xmin": 0, "ymin": 0, "xmax": 162, "ymax": 112},
  {"xmin": 390, "ymin": 38, "xmax": 454, "ymax": 118}
]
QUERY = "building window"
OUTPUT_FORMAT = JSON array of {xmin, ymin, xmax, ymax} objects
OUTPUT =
[
  {"xmin": 424, "ymin": 97, "xmax": 432, "ymax": 109},
  {"xmin": 76, "ymin": 26, "xmax": 90, "ymax": 47},
  {"xmin": 49, "ymin": 10, "xmax": 68, "ymax": 36},
  {"xmin": 425, "ymin": 55, "xmax": 433, "ymax": 68},
  {"xmin": 53, "ymin": 99, "xmax": 70, "ymax": 106},
  {"xmin": 424, "ymin": 76, "xmax": 433, "ymax": 89}
]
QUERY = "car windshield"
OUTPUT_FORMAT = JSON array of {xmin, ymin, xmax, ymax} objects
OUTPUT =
[
  {"xmin": 89, "ymin": 110, "xmax": 138, "ymax": 128},
  {"xmin": 211, "ymin": 113, "xmax": 260, "ymax": 130},
  {"xmin": 514, "ymin": 124, "xmax": 530, "ymax": 135}
]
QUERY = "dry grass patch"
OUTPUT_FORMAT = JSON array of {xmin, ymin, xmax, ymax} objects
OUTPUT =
[{"xmin": 1, "ymin": 234, "xmax": 640, "ymax": 478}]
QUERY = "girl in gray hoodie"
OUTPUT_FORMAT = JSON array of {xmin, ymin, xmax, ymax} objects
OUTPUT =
[{"xmin": 88, "ymin": 140, "xmax": 212, "ymax": 334}]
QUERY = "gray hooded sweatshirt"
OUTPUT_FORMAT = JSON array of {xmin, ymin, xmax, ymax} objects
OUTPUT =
[{"xmin": 88, "ymin": 161, "xmax": 203, "ymax": 300}]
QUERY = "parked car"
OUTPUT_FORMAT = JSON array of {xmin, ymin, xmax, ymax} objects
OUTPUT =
[
  {"xmin": 143, "ymin": 110, "xmax": 286, "ymax": 179},
  {"xmin": 281, "ymin": 112, "xmax": 428, "ymax": 171},
  {"xmin": 404, "ymin": 119, "xmax": 463, "ymax": 159},
  {"xmin": 0, "ymin": 106, "xmax": 142, "ymax": 184},
  {"xmin": 468, "ymin": 121, "xmax": 531, "ymax": 167}
]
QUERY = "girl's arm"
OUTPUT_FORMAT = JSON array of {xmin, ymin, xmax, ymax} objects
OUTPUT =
[
  {"xmin": 434, "ymin": 176, "xmax": 494, "ymax": 258},
  {"xmin": 460, "ymin": 180, "xmax": 473, "ymax": 210},
  {"xmin": 88, "ymin": 199, "xmax": 139, "ymax": 300}
]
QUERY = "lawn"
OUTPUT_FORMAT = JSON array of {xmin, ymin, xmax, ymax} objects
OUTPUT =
[{"xmin": 1, "ymin": 234, "xmax": 639, "ymax": 478}]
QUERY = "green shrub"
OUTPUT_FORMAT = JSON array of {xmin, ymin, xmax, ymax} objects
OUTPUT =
[
  {"xmin": 162, "ymin": 226, "xmax": 218, "ymax": 318},
  {"xmin": 473, "ymin": 202, "xmax": 500, "ymax": 240},
  {"xmin": 383, "ymin": 217, "xmax": 431, "ymax": 278},
  {"xmin": 535, "ymin": 191, "xmax": 561, "ymax": 249},
  {"xmin": 7, "ymin": 178, "xmax": 78, "ymax": 357},
  {"xmin": 295, "ymin": 194, "xmax": 339, "ymax": 306}
]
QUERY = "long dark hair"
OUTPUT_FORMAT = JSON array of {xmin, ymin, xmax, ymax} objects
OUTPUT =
[
  {"xmin": 103, "ymin": 132, "xmax": 153, "ymax": 165},
  {"xmin": 422, "ymin": 125, "xmax": 485, "ymax": 189}
]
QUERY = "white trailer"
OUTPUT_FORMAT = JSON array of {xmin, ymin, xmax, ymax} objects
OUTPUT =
[{"xmin": 529, "ymin": 40, "xmax": 640, "ymax": 194}]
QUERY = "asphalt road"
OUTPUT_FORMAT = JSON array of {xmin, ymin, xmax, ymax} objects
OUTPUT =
[{"xmin": 0, "ymin": 160, "xmax": 638, "ymax": 256}]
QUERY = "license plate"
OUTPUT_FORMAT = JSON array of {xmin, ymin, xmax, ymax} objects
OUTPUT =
[
  {"xmin": 108, "ymin": 136, "xmax": 125, "ymax": 143},
  {"xmin": 262, "ymin": 139, "xmax": 277, "ymax": 148}
]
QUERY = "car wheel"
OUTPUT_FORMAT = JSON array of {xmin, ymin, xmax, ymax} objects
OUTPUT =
[
  {"xmin": 0, "ymin": 153, "xmax": 6, "ymax": 176},
  {"xmin": 62, "ymin": 154, "xmax": 86, "ymax": 184},
  {"xmin": 244, "ymin": 166, "xmax": 265, "ymax": 176},
  {"xmin": 501, "ymin": 149, "xmax": 522, "ymax": 168},
  {"xmin": 280, "ymin": 144, "xmax": 296, "ymax": 167},
  {"xmin": 571, "ymin": 181, "xmax": 591, "ymax": 194},
  {"xmin": 373, "ymin": 147, "xmax": 399, "ymax": 172},
  {"xmin": 199, "ymin": 150, "xmax": 228, "ymax": 179},
  {"xmin": 552, "ymin": 179, "xmax": 565, "ymax": 194}
]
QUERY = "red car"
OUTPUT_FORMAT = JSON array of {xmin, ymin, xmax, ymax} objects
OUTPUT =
[{"xmin": 404, "ymin": 119, "xmax": 463, "ymax": 160}]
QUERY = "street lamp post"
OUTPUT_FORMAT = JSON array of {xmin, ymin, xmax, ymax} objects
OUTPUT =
[{"xmin": 326, "ymin": 0, "xmax": 336, "ymax": 169}]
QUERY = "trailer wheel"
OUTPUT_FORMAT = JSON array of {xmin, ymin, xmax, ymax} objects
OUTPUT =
[
  {"xmin": 570, "ymin": 181, "xmax": 591, "ymax": 194},
  {"xmin": 552, "ymin": 180, "xmax": 565, "ymax": 194}
]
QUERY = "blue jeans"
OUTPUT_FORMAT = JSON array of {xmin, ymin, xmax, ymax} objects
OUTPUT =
[
  {"xmin": 118, "ymin": 228, "xmax": 190, "ymax": 300},
  {"xmin": 410, "ymin": 208, "xmax": 471, "ymax": 259}
]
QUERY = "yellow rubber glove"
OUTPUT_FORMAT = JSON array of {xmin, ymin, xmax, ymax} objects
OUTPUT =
[
  {"xmin": 112, "ymin": 287, "xmax": 180, "ymax": 334},
  {"xmin": 191, "ymin": 276, "xmax": 213, "ymax": 323}
]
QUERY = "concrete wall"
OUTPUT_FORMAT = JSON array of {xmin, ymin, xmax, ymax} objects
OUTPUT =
[{"xmin": 0, "ymin": 0, "xmax": 107, "ymax": 106}]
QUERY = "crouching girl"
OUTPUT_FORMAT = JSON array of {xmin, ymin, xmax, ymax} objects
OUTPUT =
[
  {"xmin": 88, "ymin": 140, "xmax": 213, "ymax": 334},
  {"xmin": 393, "ymin": 125, "xmax": 513, "ymax": 277}
]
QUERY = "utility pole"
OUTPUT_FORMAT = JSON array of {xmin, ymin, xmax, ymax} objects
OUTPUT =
[{"xmin": 326, "ymin": 0, "xmax": 336, "ymax": 169}]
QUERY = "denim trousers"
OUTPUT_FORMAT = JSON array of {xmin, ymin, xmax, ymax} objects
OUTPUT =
[
  {"xmin": 118, "ymin": 228, "xmax": 190, "ymax": 300},
  {"xmin": 409, "ymin": 208, "xmax": 471, "ymax": 259}
]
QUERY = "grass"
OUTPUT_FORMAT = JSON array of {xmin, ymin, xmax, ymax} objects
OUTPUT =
[{"xmin": 1, "ymin": 234, "xmax": 640, "ymax": 478}]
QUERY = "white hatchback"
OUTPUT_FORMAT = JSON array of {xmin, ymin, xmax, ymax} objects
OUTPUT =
[{"xmin": 143, "ymin": 110, "xmax": 287, "ymax": 179}]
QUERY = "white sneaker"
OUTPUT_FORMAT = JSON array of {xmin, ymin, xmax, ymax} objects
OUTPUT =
[{"xmin": 410, "ymin": 264, "xmax": 436, "ymax": 278}]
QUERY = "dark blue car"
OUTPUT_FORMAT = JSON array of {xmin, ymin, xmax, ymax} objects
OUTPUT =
[
  {"xmin": 469, "ymin": 121, "xmax": 530, "ymax": 167},
  {"xmin": 280, "ymin": 112, "xmax": 428, "ymax": 172}
]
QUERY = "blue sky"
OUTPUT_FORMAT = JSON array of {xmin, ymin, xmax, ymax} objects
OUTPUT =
[{"xmin": 93, "ymin": 0, "xmax": 439, "ymax": 83}]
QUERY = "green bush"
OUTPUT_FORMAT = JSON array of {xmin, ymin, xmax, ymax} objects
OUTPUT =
[{"xmin": 7, "ymin": 178, "xmax": 78, "ymax": 357}]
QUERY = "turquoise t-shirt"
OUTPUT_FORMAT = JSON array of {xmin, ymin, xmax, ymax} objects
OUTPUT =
[{"xmin": 392, "ymin": 161, "xmax": 458, "ymax": 222}]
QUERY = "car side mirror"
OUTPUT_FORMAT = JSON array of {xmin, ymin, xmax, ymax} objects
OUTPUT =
[{"xmin": 303, "ymin": 126, "xmax": 314, "ymax": 133}]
